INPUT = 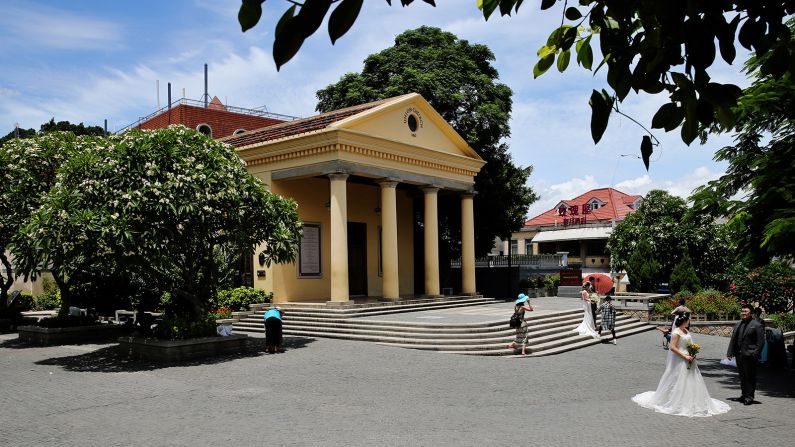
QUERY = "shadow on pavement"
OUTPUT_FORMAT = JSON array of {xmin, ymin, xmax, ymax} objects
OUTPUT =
[
  {"xmin": 0, "ymin": 337, "xmax": 30, "ymax": 349},
  {"xmin": 32, "ymin": 336, "xmax": 315, "ymax": 373},
  {"xmin": 698, "ymin": 358, "xmax": 795, "ymax": 400}
]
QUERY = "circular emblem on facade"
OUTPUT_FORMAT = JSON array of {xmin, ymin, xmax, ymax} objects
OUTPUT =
[{"xmin": 403, "ymin": 107, "xmax": 424, "ymax": 136}]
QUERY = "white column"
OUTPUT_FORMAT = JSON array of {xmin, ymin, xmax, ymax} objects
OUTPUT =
[
  {"xmin": 460, "ymin": 192, "xmax": 476, "ymax": 295},
  {"xmin": 329, "ymin": 173, "xmax": 349, "ymax": 302},
  {"xmin": 422, "ymin": 186, "xmax": 440, "ymax": 296},
  {"xmin": 378, "ymin": 179, "xmax": 400, "ymax": 300}
]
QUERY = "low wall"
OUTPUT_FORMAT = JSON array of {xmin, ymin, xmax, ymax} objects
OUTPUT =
[
  {"xmin": 18, "ymin": 324, "xmax": 123, "ymax": 346},
  {"xmin": 557, "ymin": 286, "xmax": 580, "ymax": 298},
  {"xmin": 621, "ymin": 308, "xmax": 739, "ymax": 338},
  {"xmin": 118, "ymin": 334, "xmax": 248, "ymax": 362}
]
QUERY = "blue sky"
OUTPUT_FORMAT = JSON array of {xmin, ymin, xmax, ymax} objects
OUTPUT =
[{"xmin": 0, "ymin": 0, "xmax": 752, "ymax": 218}]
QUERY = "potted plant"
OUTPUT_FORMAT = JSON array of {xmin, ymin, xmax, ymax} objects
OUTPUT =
[{"xmin": 544, "ymin": 274, "xmax": 560, "ymax": 296}]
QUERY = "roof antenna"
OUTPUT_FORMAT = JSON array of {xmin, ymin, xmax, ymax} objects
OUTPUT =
[{"xmin": 202, "ymin": 63, "xmax": 210, "ymax": 108}]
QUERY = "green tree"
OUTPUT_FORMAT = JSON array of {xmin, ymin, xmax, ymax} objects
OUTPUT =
[
  {"xmin": 0, "ymin": 119, "xmax": 104, "ymax": 148},
  {"xmin": 690, "ymin": 20, "xmax": 795, "ymax": 265},
  {"xmin": 237, "ymin": 0, "xmax": 795, "ymax": 168},
  {"xmin": 669, "ymin": 250, "xmax": 701, "ymax": 294},
  {"xmin": 315, "ymin": 26, "xmax": 537, "ymax": 256},
  {"xmin": 608, "ymin": 190, "xmax": 731, "ymax": 289},
  {"xmin": 0, "ymin": 132, "xmax": 77, "ymax": 310},
  {"xmin": 13, "ymin": 126, "xmax": 302, "ymax": 319},
  {"xmin": 626, "ymin": 237, "xmax": 659, "ymax": 292}
]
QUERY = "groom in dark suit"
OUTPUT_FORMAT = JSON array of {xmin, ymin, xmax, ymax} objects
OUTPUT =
[{"xmin": 727, "ymin": 304, "xmax": 765, "ymax": 405}]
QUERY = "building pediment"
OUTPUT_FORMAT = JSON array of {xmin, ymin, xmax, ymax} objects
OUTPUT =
[
  {"xmin": 331, "ymin": 93, "xmax": 481, "ymax": 161},
  {"xmin": 234, "ymin": 94, "xmax": 484, "ymax": 188}
]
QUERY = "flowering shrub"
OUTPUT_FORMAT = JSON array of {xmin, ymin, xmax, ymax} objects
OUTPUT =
[
  {"xmin": 733, "ymin": 262, "xmax": 795, "ymax": 313},
  {"xmin": 686, "ymin": 289, "xmax": 741, "ymax": 317},
  {"xmin": 653, "ymin": 289, "xmax": 741, "ymax": 318},
  {"xmin": 14, "ymin": 126, "xmax": 301, "ymax": 322},
  {"xmin": 210, "ymin": 307, "xmax": 232, "ymax": 319}
]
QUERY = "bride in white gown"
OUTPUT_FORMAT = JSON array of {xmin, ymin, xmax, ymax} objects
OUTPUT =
[
  {"xmin": 632, "ymin": 313, "xmax": 730, "ymax": 417},
  {"xmin": 572, "ymin": 282, "xmax": 600, "ymax": 339}
]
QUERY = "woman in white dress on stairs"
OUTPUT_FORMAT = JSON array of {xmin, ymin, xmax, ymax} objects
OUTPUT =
[
  {"xmin": 632, "ymin": 313, "xmax": 730, "ymax": 417},
  {"xmin": 572, "ymin": 282, "xmax": 600, "ymax": 339}
]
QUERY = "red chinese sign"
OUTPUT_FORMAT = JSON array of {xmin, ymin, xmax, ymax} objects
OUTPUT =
[{"xmin": 558, "ymin": 203, "xmax": 591, "ymax": 227}]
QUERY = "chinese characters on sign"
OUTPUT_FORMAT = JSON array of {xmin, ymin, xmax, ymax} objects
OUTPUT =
[{"xmin": 557, "ymin": 203, "xmax": 591, "ymax": 227}]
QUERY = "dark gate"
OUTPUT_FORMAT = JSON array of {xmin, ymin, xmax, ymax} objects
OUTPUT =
[{"xmin": 448, "ymin": 266, "xmax": 520, "ymax": 300}]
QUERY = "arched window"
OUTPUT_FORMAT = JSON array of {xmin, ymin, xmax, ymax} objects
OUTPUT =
[
  {"xmin": 196, "ymin": 123, "xmax": 212, "ymax": 137},
  {"xmin": 233, "ymin": 129, "xmax": 247, "ymax": 136}
]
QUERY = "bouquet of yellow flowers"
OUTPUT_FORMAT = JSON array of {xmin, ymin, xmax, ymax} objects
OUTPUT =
[{"xmin": 686, "ymin": 343, "xmax": 701, "ymax": 369}]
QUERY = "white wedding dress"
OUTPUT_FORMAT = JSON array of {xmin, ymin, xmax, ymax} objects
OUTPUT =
[
  {"xmin": 572, "ymin": 300, "xmax": 600, "ymax": 339},
  {"xmin": 632, "ymin": 329, "xmax": 731, "ymax": 417}
]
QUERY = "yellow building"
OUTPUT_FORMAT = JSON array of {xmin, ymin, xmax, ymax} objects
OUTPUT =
[{"xmin": 223, "ymin": 94, "xmax": 484, "ymax": 304}]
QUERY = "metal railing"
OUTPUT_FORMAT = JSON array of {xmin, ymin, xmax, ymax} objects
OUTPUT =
[
  {"xmin": 116, "ymin": 98, "xmax": 300, "ymax": 133},
  {"xmin": 450, "ymin": 253, "xmax": 566, "ymax": 268}
]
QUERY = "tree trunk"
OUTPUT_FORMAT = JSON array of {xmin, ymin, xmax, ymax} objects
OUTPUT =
[
  {"xmin": 53, "ymin": 274, "xmax": 71, "ymax": 319},
  {"xmin": 0, "ymin": 251, "xmax": 13, "ymax": 310}
]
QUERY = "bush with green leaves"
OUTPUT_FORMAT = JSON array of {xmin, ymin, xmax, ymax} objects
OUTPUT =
[
  {"xmin": 769, "ymin": 312, "xmax": 795, "ymax": 332},
  {"xmin": 653, "ymin": 298, "xmax": 676, "ymax": 315},
  {"xmin": 215, "ymin": 287, "xmax": 272, "ymax": 311},
  {"xmin": 543, "ymin": 274, "xmax": 560, "ymax": 290},
  {"xmin": 732, "ymin": 261, "xmax": 795, "ymax": 313},
  {"xmin": 653, "ymin": 289, "xmax": 740, "ymax": 318},
  {"xmin": 686, "ymin": 289, "xmax": 741, "ymax": 318},
  {"xmin": 33, "ymin": 277, "xmax": 61, "ymax": 311},
  {"xmin": 153, "ymin": 315, "xmax": 217, "ymax": 340}
]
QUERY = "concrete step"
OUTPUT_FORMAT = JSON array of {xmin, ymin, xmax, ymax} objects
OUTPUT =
[
  {"xmin": 247, "ymin": 297, "xmax": 499, "ymax": 319},
  {"xmin": 231, "ymin": 302, "xmax": 654, "ymax": 356},
  {"xmin": 526, "ymin": 323, "xmax": 656, "ymax": 357},
  {"xmin": 370, "ymin": 319, "xmax": 647, "ymax": 352}
]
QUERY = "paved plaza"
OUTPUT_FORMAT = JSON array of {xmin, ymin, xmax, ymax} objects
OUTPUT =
[{"xmin": 1, "ymin": 315, "xmax": 793, "ymax": 446}]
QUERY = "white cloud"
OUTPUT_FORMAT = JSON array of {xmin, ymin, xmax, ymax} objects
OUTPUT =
[
  {"xmin": 1, "ymin": 3, "xmax": 123, "ymax": 50},
  {"xmin": 660, "ymin": 166, "xmax": 723, "ymax": 199},
  {"xmin": 614, "ymin": 175, "xmax": 653, "ymax": 192}
]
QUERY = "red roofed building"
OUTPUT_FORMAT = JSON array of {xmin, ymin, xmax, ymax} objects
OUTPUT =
[
  {"xmin": 120, "ymin": 96, "xmax": 298, "ymax": 139},
  {"xmin": 501, "ymin": 188, "xmax": 641, "ymax": 273}
]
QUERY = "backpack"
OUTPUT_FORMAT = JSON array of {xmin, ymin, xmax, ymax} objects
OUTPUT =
[{"xmin": 509, "ymin": 310, "xmax": 523, "ymax": 328}]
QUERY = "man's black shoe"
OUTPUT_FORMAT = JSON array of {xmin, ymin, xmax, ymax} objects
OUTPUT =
[{"xmin": 743, "ymin": 398, "xmax": 753, "ymax": 405}]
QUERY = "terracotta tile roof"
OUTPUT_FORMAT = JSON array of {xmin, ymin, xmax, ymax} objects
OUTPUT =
[
  {"xmin": 524, "ymin": 187, "xmax": 641, "ymax": 227},
  {"xmin": 222, "ymin": 98, "xmax": 391, "ymax": 148}
]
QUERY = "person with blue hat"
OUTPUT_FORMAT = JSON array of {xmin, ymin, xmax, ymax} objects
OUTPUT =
[{"xmin": 507, "ymin": 293, "xmax": 534, "ymax": 356}]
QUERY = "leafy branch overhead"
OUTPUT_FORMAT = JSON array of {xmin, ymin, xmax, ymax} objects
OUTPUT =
[
  {"xmin": 530, "ymin": 1, "xmax": 793, "ymax": 171},
  {"xmin": 239, "ymin": 0, "xmax": 436, "ymax": 70},
  {"xmin": 238, "ymin": 0, "xmax": 795, "ymax": 171}
]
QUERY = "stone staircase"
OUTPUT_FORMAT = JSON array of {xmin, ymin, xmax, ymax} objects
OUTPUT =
[{"xmin": 231, "ymin": 297, "xmax": 655, "ymax": 357}]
